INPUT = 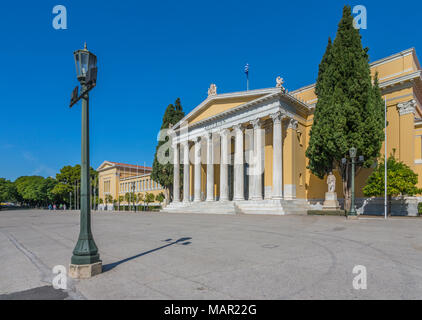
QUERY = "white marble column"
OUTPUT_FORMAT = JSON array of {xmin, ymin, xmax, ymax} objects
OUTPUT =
[
  {"xmin": 183, "ymin": 141, "xmax": 190, "ymax": 203},
  {"xmin": 250, "ymin": 119, "xmax": 263, "ymax": 201},
  {"xmin": 271, "ymin": 112, "xmax": 284, "ymax": 200},
  {"xmin": 206, "ymin": 132, "xmax": 214, "ymax": 202},
  {"xmin": 247, "ymin": 127, "xmax": 254, "ymax": 200},
  {"xmin": 173, "ymin": 143, "xmax": 180, "ymax": 203},
  {"xmin": 219, "ymin": 129, "xmax": 230, "ymax": 201},
  {"xmin": 194, "ymin": 137, "xmax": 202, "ymax": 202},
  {"xmin": 284, "ymin": 119, "xmax": 298, "ymax": 200},
  {"xmin": 233, "ymin": 124, "xmax": 245, "ymax": 201}
]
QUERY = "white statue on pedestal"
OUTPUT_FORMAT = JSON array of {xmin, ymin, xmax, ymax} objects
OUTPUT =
[
  {"xmin": 327, "ymin": 172, "xmax": 336, "ymax": 193},
  {"xmin": 208, "ymin": 84, "xmax": 217, "ymax": 97},
  {"xmin": 323, "ymin": 172, "xmax": 340, "ymax": 210}
]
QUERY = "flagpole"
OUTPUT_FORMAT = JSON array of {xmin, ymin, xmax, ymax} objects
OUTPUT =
[
  {"xmin": 245, "ymin": 63, "xmax": 249, "ymax": 91},
  {"xmin": 384, "ymin": 97, "xmax": 388, "ymax": 220}
]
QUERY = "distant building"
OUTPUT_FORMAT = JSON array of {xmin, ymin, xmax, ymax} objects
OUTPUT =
[{"xmin": 97, "ymin": 161, "xmax": 165, "ymax": 209}]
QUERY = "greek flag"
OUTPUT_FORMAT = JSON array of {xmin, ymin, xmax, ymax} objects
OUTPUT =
[{"xmin": 244, "ymin": 63, "xmax": 249, "ymax": 75}]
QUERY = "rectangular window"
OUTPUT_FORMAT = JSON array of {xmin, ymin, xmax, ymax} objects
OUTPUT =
[{"xmin": 104, "ymin": 180, "xmax": 110, "ymax": 193}]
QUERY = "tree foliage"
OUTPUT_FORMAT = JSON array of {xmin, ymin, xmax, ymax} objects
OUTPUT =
[
  {"xmin": 151, "ymin": 98, "xmax": 185, "ymax": 201},
  {"xmin": 305, "ymin": 5, "xmax": 385, "ymax": 210},
  {"xmin": 363, "ymin": 155, "xmax": 422, "ymax": 198},
  {"xmin": 0, "ymin": 178, "xmax": 17, "ymax": 203},
  {"xmin": 156, "ymin": 192, "xmax": 165, "ymax": 203},
  {"xmin": 1, "ymin": 164, "xmax": 98, "ymax": 208},
  {"xmin": 145, "ymin": 192, "xmax": 155, "ymax": 205},
  {"xmin": 13, "ymin": 176, "xmax": 57, "ymax": 206}
]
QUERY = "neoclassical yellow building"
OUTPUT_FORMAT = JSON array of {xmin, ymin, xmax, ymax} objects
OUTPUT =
[
  {"xmin": 164, "ymin": 48, "xmax": 422, "ymax": 215},
  {"xmin": 97, "ymin": 161, "xmax": 165, "ymax": 210}
]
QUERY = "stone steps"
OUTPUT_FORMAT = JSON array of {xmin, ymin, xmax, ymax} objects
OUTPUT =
[
  {"xmin": 162, "ymin": 201, "xmax": 237, "ymax": 214},
  {"xmin": 162, "ymin": 199, "xmax": 311, "ymax": 215}
]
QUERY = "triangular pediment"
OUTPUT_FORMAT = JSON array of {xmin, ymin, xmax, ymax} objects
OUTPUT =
[
  {"xmin": 189, "ymin": 95, "xmax": 266, "ymax": 125},
  {"xmin": 97, "ymin": 161, "xmax": 115, "ymax": 171},
  {"xmin": 179, "ymin": 88, "xmax": 281, "ymax": 127}
]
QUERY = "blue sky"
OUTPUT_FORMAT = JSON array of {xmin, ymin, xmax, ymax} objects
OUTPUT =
[{"xmin": 0, "ymin": 0, "xmax": 420, "ymax": 180}]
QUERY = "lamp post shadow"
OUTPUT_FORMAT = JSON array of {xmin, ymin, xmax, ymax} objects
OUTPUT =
[{"xmin": 102, "ymin": 237, "xmax": 192, "ymax": 273}]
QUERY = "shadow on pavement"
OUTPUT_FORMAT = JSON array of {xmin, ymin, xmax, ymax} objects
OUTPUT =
[{"xmin": 102, "ymin": 237, "xmax": 192, "ymax": 273}]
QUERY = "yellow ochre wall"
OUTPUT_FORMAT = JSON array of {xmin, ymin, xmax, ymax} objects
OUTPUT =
[
  {"xmin": 172, "ymin": 49, "xmax": 422, "ymax": 202},
  {"xmin": 98, "ymin": 165, "xmax": 165, "ymax": 206},
  {"xmin": 292, "ymin": 50, "xmax": 422, "ymax": 200}
]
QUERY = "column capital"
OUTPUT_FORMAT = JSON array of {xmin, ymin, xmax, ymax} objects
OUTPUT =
[
  {"xmin": 287, "ymin": 118, "xmax": 298, "ymax": 130},
  {"xmin": 205, "ymin": 131, "xmax": 213, "ymax": 140},
  {"xmin": 233, "ymin": 123, "xmax": 244, "ymax": 131},
  {"xmin": 194, "ymin": 136, "xmax": 202, "ymax": 144},
  {"xmin": 270, "ymin": 111, "xmax": 286, "ymax": 124},
  {"xmin": 250, "ymin": 118, "xmax": 262, "ymax": 129},
  {"xmin": 397, "ymin": 99, "xmax": 417, "ymax": 116},
  {"xmin": 220, "ymin": 128, "xmax": 230, "ymax": 136}
]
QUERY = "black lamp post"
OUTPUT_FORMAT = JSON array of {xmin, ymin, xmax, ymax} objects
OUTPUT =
[
  {"xmin": 348, "ymin": 147, "xmax": 358, "ymax": 217},
  {"xmin": 342, "ymin": 148, "xmax": 364, "ymax": 218},
  {"xmin": 69, "ymin": 44, "xmax": 101, "ymax": 278}
]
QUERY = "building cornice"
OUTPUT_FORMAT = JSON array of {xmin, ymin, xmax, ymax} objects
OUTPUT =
[
  {"xmin": 97, "ymin": 161, "xmax": 152, "ymax": 173},
  {"xmin": 173, "ymin": 90, "xmax": 312, "ymax": 131},
  {"xmin": 380, "ymin": 71, "xmax": 422, "ymax": 90},
  {"xmin": 290, "ymin": 48, "xmax": 421, "ymax": 96}
]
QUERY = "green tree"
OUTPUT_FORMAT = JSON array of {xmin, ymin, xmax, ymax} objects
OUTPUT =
[
  {"xmin": 41, "ymin": 177, "xmax": 59, "ymax": 205},
  {"xmin": 56, "ymin": 165, "xmax": 97, "ymax": 185},
  {"xmin": 124, "ymin": 193, "xmax": 130, "ymax": 204},
  {"xmin": 118, "ymin": 195, "xmax": 124, "ymax": 211},
  {"xmin": 363, "ymin": 154, "xmax": 422, "ymax": 215},
  {"xmin": 14, "ymin": 176, "xmax": 47, "ymax": 207},
  {"xmin": 0, "ymin": 178, "xmax": 17, "ymax": 203},
  {"xmin": 138, "ymin": 193, "xmax": 145, "ymax": 211},
  {"xmin": 144, "ymin": 192, "xmax": 155, "ymax": 210},
  {"xmin": 306, "ymin": 6, "xmax": 384, "ymax": 211},
  {"xmin": 105, "ymin": 194, "xmax": 113, "ymax": 205},
  {"xmin": 51, "ymin": 182, "xmax": 72, "ymax": 204},
  {"xmin": 56, "ymin": 165, "xmax": 98, "ymax": 207},
  {"xmin": 156, "ymin": 192, "xmax": 165, "ymax": 203},
  {"xmin": 151, "ymin": 98, "xmax": 185, "ymax": 203}
]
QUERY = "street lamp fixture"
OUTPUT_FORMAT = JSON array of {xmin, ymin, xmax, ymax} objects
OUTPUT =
[
  {"xmin": 69, "ymin": 43, "xmax": 102, "ymax": 279},
  {"xmin": 70, "ymin": 43, "xmax": 98, "ymax": 108},
  {"xmin": 349, "ymin": 147, "xmax": 357, "ymax": 159}
]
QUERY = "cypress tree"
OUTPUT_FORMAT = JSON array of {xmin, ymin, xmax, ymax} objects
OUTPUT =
[
  {"xmin": 151, "ymin": 99, "xmax": 185, "ymax": 203},
  {"xmin": 306, "ymin": 5, "xmax": 384, "ymax": 211}
]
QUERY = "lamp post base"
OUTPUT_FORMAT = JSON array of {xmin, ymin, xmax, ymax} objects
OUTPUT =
[
  {"xmin": 69, "ymin": 262, "xmax": 102, "ymax": 279},
  {"xmin": 347, "ymin": 214, "xmax": 359, "ymax": 220}
]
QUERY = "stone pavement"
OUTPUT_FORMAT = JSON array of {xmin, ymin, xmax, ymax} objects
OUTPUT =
[{"xmin": 1, "ymin": 209, "xmax": 422, "ymax": 299}]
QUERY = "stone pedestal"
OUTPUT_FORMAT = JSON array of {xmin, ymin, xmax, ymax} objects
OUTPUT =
[
  {"xmin": 323, "ymin": 192, "xmax": 340, "ymax": 210},
  {"xmin": 69, "ymin": 262, "xmax": 102, "ymax": 279}
]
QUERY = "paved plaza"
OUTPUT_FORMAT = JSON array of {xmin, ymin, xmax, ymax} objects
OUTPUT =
[{"xmin": 1, "ymin": 209, "xmax": 422, "ymax": 300}]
